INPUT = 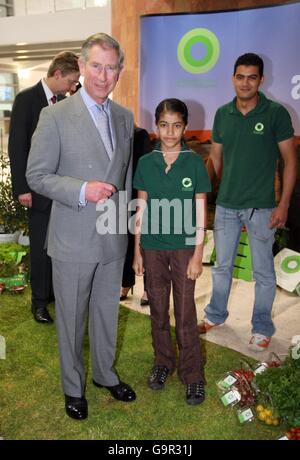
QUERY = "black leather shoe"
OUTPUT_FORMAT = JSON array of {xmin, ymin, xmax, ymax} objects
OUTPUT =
[
  {"xmin": 93, "ymin": 380, "xmax": 136, "ymax": 402},
  {"xmin": 32, "ymin": 307, "xmax": 53, "ymax": 324},
  {"xmin": 140, "ymin": 298, "xmax": 150, "ymax": 306},
  {"xmin": 65, "ymin": 395, "xmax": 88, "ymax": 420},
  {"xmin": 120, "ymin": 286, "xmax": 133, "ymax": 301}
]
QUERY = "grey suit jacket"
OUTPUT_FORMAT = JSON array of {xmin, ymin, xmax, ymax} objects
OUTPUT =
[{"xmin": 26, "ymin": 91, "xmax": 134, "ymax": 264}]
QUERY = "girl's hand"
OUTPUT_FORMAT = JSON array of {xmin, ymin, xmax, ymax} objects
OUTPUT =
[
  {"xmin": 187, "ymin": 257, "xmax": 203, "ymax": 281},
  {"xmin": 133, "ymin": 253, "xmax": 145, "ymax": 276}
]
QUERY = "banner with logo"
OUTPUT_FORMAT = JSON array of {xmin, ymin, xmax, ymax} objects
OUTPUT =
[
  {"xmin": 274, "ymin": 248, "xmax": 300, "ymax": 296},
  {"xmin": 139, "ymin": 2, "xmax": 300, "ymax": 135}
]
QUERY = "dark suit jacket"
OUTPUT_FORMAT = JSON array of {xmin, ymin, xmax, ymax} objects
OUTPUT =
[{"xmin": 8, "ymin": 80, "xmax": 63, "ymax": 212}]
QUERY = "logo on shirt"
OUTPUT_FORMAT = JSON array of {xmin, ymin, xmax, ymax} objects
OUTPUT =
[
  {"xmin": 182, "ymin": 177, "xmax": 193, "ymax": 191},
  {"xmin": 253, "ymin": 122, "xmax": 264, "ymax": 135}
]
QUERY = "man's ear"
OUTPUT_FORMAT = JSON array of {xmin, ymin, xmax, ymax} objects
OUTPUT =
[
  {"xmin": 116, "ymin": 65, "xmax": 124, "ymax": 81},
  {"xmin": 78, "ymin": 58, "xmax": 86, "ymax": 77},
  {"xmin": 53, "ymin": 69, "xmax": 62, "ymax": 80}
]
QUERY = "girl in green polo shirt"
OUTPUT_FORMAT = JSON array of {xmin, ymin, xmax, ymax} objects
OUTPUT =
[{"xmin": 133, "ymin": 98, "xmax": 211, "ymax": 405}]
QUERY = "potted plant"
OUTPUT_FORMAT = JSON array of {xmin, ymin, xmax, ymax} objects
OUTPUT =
[
  {"xmin": 0, "ymin": 242, "xmax": 28, "ymax": 294},
  {"xmin": 254, "ymin": 347, "xmax": 300, "ymax": 429},
  {"xmin": 0, "ymin": 153, "xmax": 28, "ymax": 243}
]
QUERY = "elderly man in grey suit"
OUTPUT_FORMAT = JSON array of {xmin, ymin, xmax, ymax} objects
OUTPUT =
[{"xmin": 26, "ymin": 33, "xmax": 136, "ymax": 420}]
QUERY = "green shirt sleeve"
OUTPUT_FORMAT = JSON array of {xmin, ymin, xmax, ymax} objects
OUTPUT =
[
  {"xmin": 272, "ymin": 105, "xmax": 294, "ymax": 143},
  {"xmin": 212, "ymin": 108, "xmax": 222, "ymax": 143},
  {"xmin": 194, "ymin": 156, "xmax": 212, "ymax": 193},
  {"xmin": 133, "ymin": 157, "xmax": 146, "ymax": 191}
]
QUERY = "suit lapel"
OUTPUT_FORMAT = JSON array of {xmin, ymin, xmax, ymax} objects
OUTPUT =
[
  {"xmin": 110, "ymin": 105, "xmax": 124, "ymax": 154},
  {"xmin": 71, "ymin": 93, "xmax": 108, "ymax": 155},
  {"xmin": 69, "ymin": 95, "xmax": 129, "ymax": 181},
  {"xmin": 35, "ymin": 80, "xmax": 49, "ymax": 109},
  {"xmin": 104, "ymin": 103, "xmax": 127, "ymax": 178}
]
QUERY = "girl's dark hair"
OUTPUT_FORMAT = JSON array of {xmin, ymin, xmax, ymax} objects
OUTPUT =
[{"xmin": 155, "ymin": 98, "xmax": 188, "ymax": 125}]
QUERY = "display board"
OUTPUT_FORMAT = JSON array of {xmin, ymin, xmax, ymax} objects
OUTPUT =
[{"xmin": 140, "ymin": 2, "xmax": 300, "ymax": 135}]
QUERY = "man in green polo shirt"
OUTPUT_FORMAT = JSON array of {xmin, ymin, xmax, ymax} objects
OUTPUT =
[{"xmin": 198, "ymin": 53, "xmax": 297, "ymax": 351}]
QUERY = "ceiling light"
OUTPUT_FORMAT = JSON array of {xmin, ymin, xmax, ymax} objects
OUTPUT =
[
  {"xmin": 18, "ymin": 69, "xmax": 30, "ymax": 79},
  {"xmin": 94, "ymin": 0, "xmax": 108, "ymax": 6}
]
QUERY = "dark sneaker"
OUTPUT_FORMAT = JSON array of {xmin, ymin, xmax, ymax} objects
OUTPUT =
[
  {"xmin": 186, "ymin": 381, "xmax": 205, "ymax": 405},
  {"xmin": 148, "ymin": 365, "xmax": 170, "ymax": 390}
]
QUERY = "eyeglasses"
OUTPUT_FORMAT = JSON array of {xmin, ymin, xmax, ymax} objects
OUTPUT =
[
  {"xmin": 89, "ymin": 63, "xmax": 120, "ymax": 75},
  {"xmin": 66, "ymin": 78, "xmax": 80, "ymax": 86}
]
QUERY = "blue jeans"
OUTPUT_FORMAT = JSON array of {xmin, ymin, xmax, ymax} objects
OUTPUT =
[{"xmin": 205, "ymin": 205, "xmax": 276, "ymax": 337}]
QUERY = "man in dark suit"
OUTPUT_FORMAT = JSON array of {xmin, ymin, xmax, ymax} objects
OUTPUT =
[{"xmin": 8, "ymin": 51, "xmax": 80, "ymax": 324}]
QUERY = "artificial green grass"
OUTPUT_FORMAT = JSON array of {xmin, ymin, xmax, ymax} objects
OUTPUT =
[{"xmin": 0, "ymin": 288, "xmax": 283, "ymax": 440}]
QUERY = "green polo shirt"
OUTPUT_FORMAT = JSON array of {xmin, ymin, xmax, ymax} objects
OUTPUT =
[
  {"xmin": 213, "ymin": 92, "xmax": 294, "ymax": 209},
  {"xmin": 133, "ymin": 143, "xmax": 211, "ymax": 250}
]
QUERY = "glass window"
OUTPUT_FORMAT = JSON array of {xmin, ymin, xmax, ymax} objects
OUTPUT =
[
  {"xmin": 12, "ymin": 0, "xmax": 110, "ymax": 15},
  {"xmin": 0, "ymin": 73, "xmax": 16, "ymax": 103},
  {"xmin": 0, "ymin": 73, "xmax": 17, "ymax": 152},
  {"xmin": 55, "ymin": 0, "xmax": 84, "ymax": 11},
  {"xmin": 22, "ymin": 0, "xmax": 54, "ymax": 15}
]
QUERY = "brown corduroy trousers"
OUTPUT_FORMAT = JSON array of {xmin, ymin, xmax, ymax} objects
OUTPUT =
[{"xmin": 143, "ymin": 248, "xmax": 204, "ymax": 384}]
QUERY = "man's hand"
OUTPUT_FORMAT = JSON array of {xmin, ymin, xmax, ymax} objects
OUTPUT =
[
  {"xmin": 269, "ymin": 205, "xmax": 288, "ymax": 229},
  {"xmin": 18, "ymin": 192, "xmax": 32, "ymax": 208},
  {"xmin": 133, "ymin": 252, "xmax": 145, "ymax": 276},
  {"xmin": 85, "ymin": 181, "xmax": 116, "ymax": 203}
]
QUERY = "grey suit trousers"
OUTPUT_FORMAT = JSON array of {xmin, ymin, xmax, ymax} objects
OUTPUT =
[{"xmin": 52, "ymin": 257, "xmax": 124, "ymax": 397}]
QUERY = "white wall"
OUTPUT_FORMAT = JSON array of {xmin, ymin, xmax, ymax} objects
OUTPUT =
[
  {"xmin": 0, "ymin": 5, "xmax": 111, "ymax": 45},
  {"xmin": 18, "ymin": 69, "xmax": 46, "ymax": 92},
  {"xmin": 13, "ymin": 1, "xmax": 105, "ymax": 16}
]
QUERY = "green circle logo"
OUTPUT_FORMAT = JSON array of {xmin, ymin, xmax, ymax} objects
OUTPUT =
[
  {"xmin": 255, "ymin": 123, "xmax": 264, "ymax": 132},
  {"xmin": 182, "ymin": 177, "xmax": 192, "ymax": 188},
  {"xmin": 177, "ymin": 28, "xmax": 220, "ymax": 74},
  {"xmin": 281, "ymin": 255, "xmax": 300, "ymax": 274}
]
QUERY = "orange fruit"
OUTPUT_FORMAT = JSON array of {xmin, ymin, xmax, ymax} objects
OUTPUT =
[
  {"xmin": 265, "ymin": 418, "xmax": 273, "ymax": 425},
  {"xmin": 256, "ymin": 405, "xmax": 264, "ymax": 412}
]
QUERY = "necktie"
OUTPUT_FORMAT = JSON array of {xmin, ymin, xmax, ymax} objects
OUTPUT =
[
  {"xmin": 50, "ymin": 95, "xmax": 57, "ymax": 104},
  {"xmin": 96, "ymin": 104, "xmax": 113, "ymax": 159}
]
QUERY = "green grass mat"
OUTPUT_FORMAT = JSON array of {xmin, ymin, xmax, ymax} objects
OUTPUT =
[{"xmin": 0, "ymin": 289, "xmax": 283, "ymax": 440}]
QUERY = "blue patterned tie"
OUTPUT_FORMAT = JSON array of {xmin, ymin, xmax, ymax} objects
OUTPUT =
[{"xmin": 96, "ymin": 104, "xmax": 113, "ymax": 159}]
